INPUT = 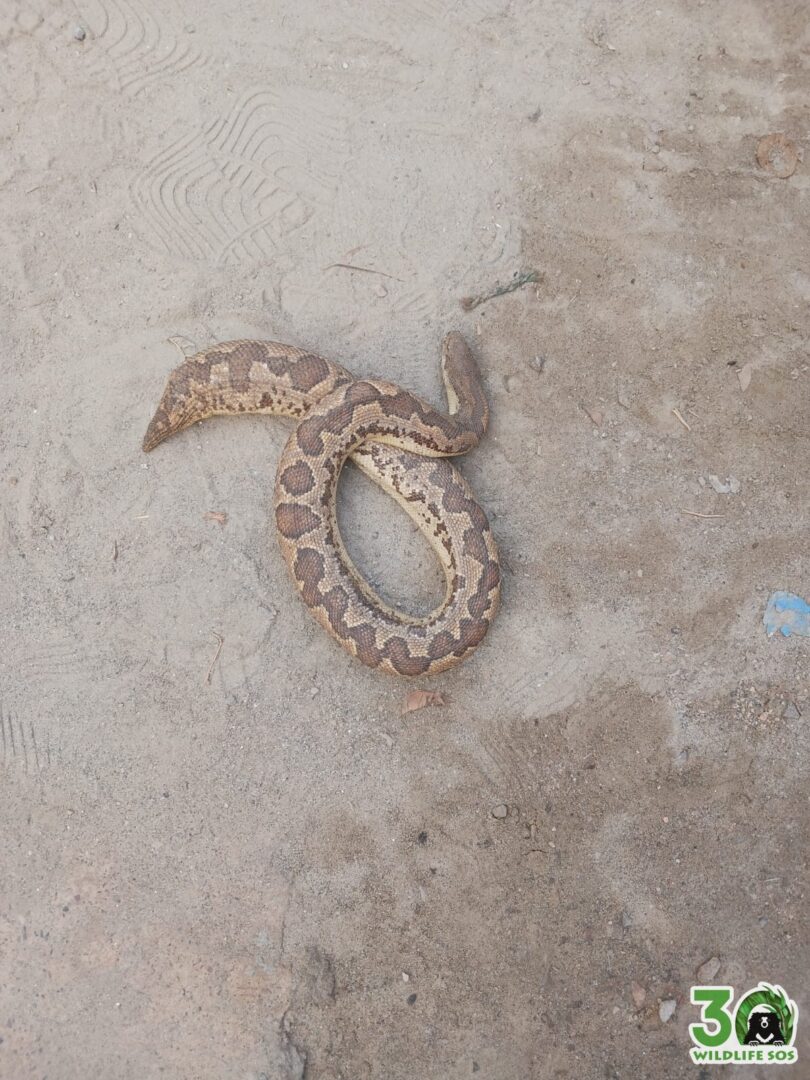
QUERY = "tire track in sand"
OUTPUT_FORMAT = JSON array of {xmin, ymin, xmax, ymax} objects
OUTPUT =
[
  {"xmin": 76, "ymin": 0, "xmax": 206, "ymax": 96},
  {"xmin": 132, "ymin": 86, "xmax": 347, "ymax": 266}
]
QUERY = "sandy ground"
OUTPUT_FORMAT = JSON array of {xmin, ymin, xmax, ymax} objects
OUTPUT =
[{"xmin": 1, "ymin": 1, "xmax": 808, "ymax": 1077}]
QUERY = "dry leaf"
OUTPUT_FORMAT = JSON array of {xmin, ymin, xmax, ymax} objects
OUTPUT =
[
  {"xmin": 204, "ymin": 511, "xmax": 228, "ymax": 526},
  {"xmin": 737, "ymin": 363, "xmax": 753, "ymax": 392},
  {"xmin": 402, "ymin": 690, "xmax": 446, "ymax": 715},
  {"xmin": 631, "ymin": 981, "xmax": 647, "ymax": 1009},
  {"xmin": 756, "ymin": 133, "xmax": 799, "ymax": 179}
]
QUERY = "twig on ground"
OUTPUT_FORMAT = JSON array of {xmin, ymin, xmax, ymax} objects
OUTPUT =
[
  {"xmin": 324, "ymin": 262, "xmax": 402, "ymax": 281},
  {"xmin": 205, "ymin": 632, "xmax": 224, "ymax": 684},
  {"xmin": 460, "ymin": 270, "xmax": 541, "ymax": 311}
]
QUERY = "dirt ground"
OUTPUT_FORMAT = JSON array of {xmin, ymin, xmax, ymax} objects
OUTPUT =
[{"xmin": 1, "ymin": 2, "xmax": 808, "ymax": 1077}]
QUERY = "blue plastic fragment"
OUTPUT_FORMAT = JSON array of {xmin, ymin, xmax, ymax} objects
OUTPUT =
[{"xmin": 764, "ymin": 591, "xmax": 810, "ymax": 639}]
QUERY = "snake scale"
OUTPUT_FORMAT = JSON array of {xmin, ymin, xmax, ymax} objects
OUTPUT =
[{"xmin": 143, "ymin": 333, "xmax": 500, "ymax": 676}]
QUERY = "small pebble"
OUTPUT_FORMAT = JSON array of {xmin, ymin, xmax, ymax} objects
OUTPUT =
[
  {"xmin": 528, "ymin": 355, "xmax": 546, "ymax": 372},
  {"xmin": 401, "ymin": 972, "xmax": 409, "ymax": 982},
  {"xmin": 631, "ymin": 980, "xmax": 646, "ymax": 1008},
  {"xmin": 659, "ymin": 998, "xmax": 677, "ymax": 1023},
  {"xmin": 707, "ymin": 474, "xmax": 740, "ymax": 495},
  {"xmin": 406, "ymin": 993, "xmax": 417, "ymax": 1005},
  {"xmin": 621, "ymin": 910, "xmax": 633, "ymax": 929},
  {"xmin": 782, "ymin": 702, "xmax": 801, "ymax": 721},
  {"xmin": 697, "ymin": 956, "xmax": 721, "ymax": 982},
  {"xmin": 491, "ymin": 803, "xmax": 508, "ymax": 819},
  {"xmin": 73, "ymin": 25, "xmax": 87, "ymax": 40}
]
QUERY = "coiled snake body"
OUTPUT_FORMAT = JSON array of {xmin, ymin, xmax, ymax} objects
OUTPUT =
[{"xmin": 143, "ymin": 333, "xmax": 500, "ymax": 676}]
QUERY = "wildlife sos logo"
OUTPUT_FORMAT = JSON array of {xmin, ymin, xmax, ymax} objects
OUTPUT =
[{"xmin": 689, "ymin": 982, "xmax": 799, "ymax": 1065}]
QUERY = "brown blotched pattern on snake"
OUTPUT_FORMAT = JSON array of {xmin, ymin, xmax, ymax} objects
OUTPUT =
[{"xmin": 143, "ymin": 333, "xmax": 500, "ymax": 676}]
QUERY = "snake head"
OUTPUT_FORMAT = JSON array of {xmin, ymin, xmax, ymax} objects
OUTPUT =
[{"xmin": 441, "ymin": 332, "xmax": 489, "ymax": 438}]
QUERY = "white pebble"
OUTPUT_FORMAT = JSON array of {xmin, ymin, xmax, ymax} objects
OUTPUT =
[{"xmin": 659, "ymin": 999, "xmax": 677, "ymax": 1023}]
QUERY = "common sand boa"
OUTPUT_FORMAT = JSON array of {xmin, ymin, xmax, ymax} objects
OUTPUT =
[{"xmin": 143, "ymin": 333, "xmax": 500, "ymax": 675}]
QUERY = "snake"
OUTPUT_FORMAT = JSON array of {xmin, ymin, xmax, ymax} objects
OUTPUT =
[{"xmin": 142, "ymin": 333, "xmax": 500, "ymax": 676}]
